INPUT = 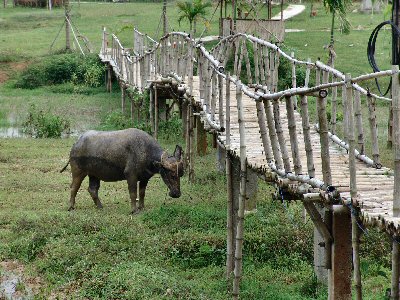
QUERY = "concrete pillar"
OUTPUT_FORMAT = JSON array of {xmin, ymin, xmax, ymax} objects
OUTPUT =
[
  {"xmin": 360, "ymin": 0, "xmax": 381, "ymax": 13},
  {"xmin": 331, "ymin": 205, "xmax": 352, "ymax": 299}
]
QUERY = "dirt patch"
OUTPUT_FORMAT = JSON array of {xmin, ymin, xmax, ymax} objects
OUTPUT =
[
  {"xmin": 0, "ymin": 61, "xmax": 29, "ymax": 83},
  {"xmin": 0, "ymin": 260, "xmax": 41, "ymax": 299}
]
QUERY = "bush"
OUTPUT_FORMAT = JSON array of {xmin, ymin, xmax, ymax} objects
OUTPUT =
[
  {"xmin": 22, "ymin": 104, "xmax": 70, "ymax": 138},
  {"xmin": 14, "ymin": 54, "xmax": 105, "ymax": 89}
]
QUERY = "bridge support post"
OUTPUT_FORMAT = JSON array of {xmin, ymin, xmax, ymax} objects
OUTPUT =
[
  {"xmin": 182, "ymin": 101, "xmax": 188, "ymax": 138},
  {"xmin": 330, "ymin": 205, "xmax": 352, "ymax": 300},
  {"xmin": 196, "ymin": 115, "xmax": 207, "ymax": 156},
  {"xmin": 121, "ymin": 82, "xmax": 126, "ymax": 114},
  {"xmin": 106, "ymin": 64, "xmax": 112, "ymax": 93}
]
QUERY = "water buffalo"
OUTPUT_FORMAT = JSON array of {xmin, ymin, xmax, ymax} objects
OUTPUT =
[{"xmin": 60, "ymin": 128, "xmax": 184, "ymax": 213}]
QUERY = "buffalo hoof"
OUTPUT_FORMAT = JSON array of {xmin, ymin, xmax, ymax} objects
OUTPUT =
[
  {"xmin": 96, "ymin": 204, "xmax": 103, "ymax": 209},
  {"xmin": 130, "ymin": 209, "xmax": 140, "ymax": 215},
  {"xmin": 68, "ymin": 206, "xmax": 75, "ymax": 211}
]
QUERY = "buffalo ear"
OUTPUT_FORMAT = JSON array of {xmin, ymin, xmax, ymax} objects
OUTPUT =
[{"xmin": 174, "ymin": 145, "xmax": 183, "ymax": 160}]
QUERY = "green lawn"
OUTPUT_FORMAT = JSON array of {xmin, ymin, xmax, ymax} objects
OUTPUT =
[{"xmin": 0, "ymin": 1, "xmax": 397, "ymax": 299}]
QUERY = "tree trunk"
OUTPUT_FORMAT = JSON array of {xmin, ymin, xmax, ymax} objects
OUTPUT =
[{"xmin": 330, "ymin": 10, "xmax": 335, "ymax": 46}]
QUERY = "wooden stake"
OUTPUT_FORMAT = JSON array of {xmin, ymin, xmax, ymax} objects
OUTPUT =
[
  {"xmin": 211, "ymin": 72, "xmax": 217, "ymax": 121},
  {"xmin": 232, "ymin": 80, "xmax": 247, "ymax": 299},
  {"xmin": 218, "ymin": 74, "xmax": 224, "ymax": 127},
  {"xmin": 331, "ymin": 76, "xmax": 338, "ymax": 134},
  {"xmin": 290, "ymin": 52, "xmax": 297, "ymax": 109},
  {"xmin": 253, "ymin": 42, "xmax": 260, "ymax": 85},
  {"xmin": 256, "ymin": 100, "xmax": 273, "ymax": 163}
]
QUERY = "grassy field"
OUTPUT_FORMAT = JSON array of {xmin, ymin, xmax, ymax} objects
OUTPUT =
[{"xmin": 0, "ymin": 0, "xmax": 397, "ymax": 299}]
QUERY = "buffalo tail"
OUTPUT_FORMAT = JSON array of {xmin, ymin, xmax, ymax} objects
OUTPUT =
[{"xmin": 60, "ymin": 159, "xmax": 70, "ymax": 173}]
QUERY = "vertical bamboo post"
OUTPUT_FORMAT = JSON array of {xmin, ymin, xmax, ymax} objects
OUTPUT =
[
  {"xmin": 154, "ymin": 85, "xmax": 159, "ymax": 140},
  {"xmin": 367, "ymin": 95, "xmax": 381, "ymax": 167},
  {"xmin": 205, "ymin": 63, "xmax": 211, "ymax": 114},
  {"xmin": 256, "ymin": 100, "xmax": 273, "ymax": 163},
  {"xmin": 130, "ymin": 95, "xmax": 134, "ymax": 124},
  {"xmin": 285, "ymin": 95, "xmax": 302, "ymax": 175},
  {"xmin": 273, "ymin": 99, "xmax": 291, "ymax": 173},
  {"xmin": 218, "ymin": 74, "xmax": 224, "ymax": 127},
  {"xmin": 391, "ymin": 65, "xmax": 400, "ymax": 300},
  {"xmin": 121, "ymin": 83, "xmax": 126, "ymax": 114},
  {"xmin": 346, "ymin": 73, "xmax": 362, "ymax": 300},
  {"xmin": 211, "ymin": 72, "xmax": 217, "ymax": 121},
  {"xmin": 259, "ymin": 46, "xmax": 266, "ymax": 86},
  {"xmin": 236, "ymin": 40, "xmax": 245, "ymax": 80},
  {"xmin": 354, "ymin": 90, "xmax": 365, "ymax": 154},
  {"xmin": 267, "ymin": 50, "xmax": 274, "ymax": 92},
  {"xmin": 150, "ymin": 87, "xmax": 154, "ymax": 134},
  {"xmin": 232, "ymin": 80, "xmax": 247, "ymax": 300},
  {"xmin": 254, "ymin": 42, "xmax": 260, "ymax": 85},
  {"xmin": 331, "ymin": 75, "xmax": 338, "ymax": 134},
  {"xmin": 188, "ymin": 36, "xmax": 194, "ymax": 95},
  {"xmin": 243, "ymin": 42, "xmax": 252, "ymax": 84},
  {"xmin": 189, "ymin": 99, "xmax": 195, "ymax": 182},
  {"xmin": 317, "ymin": 91, "xmax": 332, "ymax": 187},
  {"xmin": 233, "ymin": 39, "xmax": 240, "ymax": 76},
  {"xmin": 225, "ymin": 73, "xmax": 234, "ymax": 279},
  {"xmin": 300, "ymin": 95, "xmax": 315, "ymax": 178},
  {"xmin": 290, "ymin": 52, "xmax": 297, "ymax": 109},
  {"xmin": 315, "ymin": 67, "xmax": 321, "ymax": 123},
  {"xmin": 272, "ymin": 51, "xmax": 280, "ymax": 93},
  {"xmin": 264, "ymin": 99, "xmax": 283, "ymax": 170}
]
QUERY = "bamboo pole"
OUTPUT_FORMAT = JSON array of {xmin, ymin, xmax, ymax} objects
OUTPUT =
[
  {"xmin": 264, "ymin": 99, "xmax": 283, "ymax": 170},
  {"xmin": 317, "ymin": 88, "xmax": 332, "ymax": 187},
  {"xmin": 233, "ymin": 39, "xmax": 240, "ymax": 76},
  {"xmin": 331, "ymin": 75, "xmax": 338, "ymax": 134},
  {"xmin": 121, "ymin": 83, "xmax": 126, "ymax": 114},
  {"xmin": 256, "ymin": 100, "xmax": 273, "ymax": 163},
  {"xmin": 154, "ymin": 85, "xmax": 158, "ymax": 140},
  {"xmin": 260, "ymin": 45, "xmax": 266, "ymax": 86},
  {"xmin": 354, "ymin": 90, "xmax": 365, "ymax": 154},
  {"xmin": 367, "ymin": 95, "xmax": 381, "ymax": 167},
  {"xmin": 150, "ymin": 87, "xmax": 154, "ymax": 134},
  {"xmin": 266, "ymin": 50, "xmax": 274, "ymax": 92},
  {"xmin": 285, "ymin": 95, "xmax": 302, "ymax": 175},
  {"xmin": 189, "ymin": 99, "xmax": 195, "ymax": 182},
  {"xmin": 211, "ymin": 72, "xmax": 217, "ymax": 121},
  {"xmin": 219, "ymin": 74, "xmax": 224, "ymax": 127},
  {"xmin": 346, "ymin": 73, "xmax": 362, "ymax": 300},
  {"xmin": 236, "ymin": 40, "xmax": 245, "ymax": 79},
  {"xmin": 273, "ymin": 99, "xmax": 291, "ymax": 173},
  {"xmin": 272, "ymin": 51, "xmax": 280, "ymax": 93},
  {"xmin": 225, "ymin": 72, "xmax": 234, "ymax": 279},
  {"xmin": 299, "ymin": 95, "xmax": 315, "ymax": 178},
  {"xmin": 232, "ymin": 80, "xmax": 247, "ymax": 299},
  {"xmin": 290, "ymin": 52, "xmax": 297, "ymax": 109},
  {"xmin": 243, "ymin": 42, "xmax": 252, "ymax": 84},
  {"xmin": 392, "ymin": 65, "xmax": 400, "ymax": 300},
  {"xmin": 254, "ymin": 42, "xmax": 260, "ymax": 85}
]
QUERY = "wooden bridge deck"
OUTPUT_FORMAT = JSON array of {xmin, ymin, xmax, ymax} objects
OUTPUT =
[{"xmin": 100, "ymin": 50, "xmax": 395, "ymax": 233}]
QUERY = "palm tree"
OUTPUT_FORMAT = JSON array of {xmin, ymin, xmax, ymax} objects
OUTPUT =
[
  {"xmin": 323, "ymin": 0, "xmax": 351, "ymax": 47},
  {"xmin": 177, "ymin": 0, "xmax": 212, "ymax": 35}
]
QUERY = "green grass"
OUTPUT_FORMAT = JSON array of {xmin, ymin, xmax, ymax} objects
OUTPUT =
[{"xmin": 0, "ymin": 1, "xmax": 398, "ymax": 298}]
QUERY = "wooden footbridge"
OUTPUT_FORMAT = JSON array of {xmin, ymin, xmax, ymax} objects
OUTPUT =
[{"xmin": 99, "ymin": 27, "xmax": 400, "ymax": 299}]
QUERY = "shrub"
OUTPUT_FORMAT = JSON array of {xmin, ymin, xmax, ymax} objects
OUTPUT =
[
  {"xmin": 22, "ymin": 104, "xmax": 70, "ymax": 138},
  {"xmin": 14, "ymin": 53, "xmax": 105, "ymax": 89}
]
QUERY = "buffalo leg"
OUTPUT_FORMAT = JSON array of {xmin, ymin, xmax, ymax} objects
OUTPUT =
[
  {"xmin": 138, "ymin": 180, "xmax": 148, "ymax": 211},
  {"xmin": 68, "ymin": 171, "xmax": 86, "ymax": 211},
  {"xmin": 126, "ymin": 176, "xmax": 138, "ymax": 214},
  {"xmin": 88, "ymin": 176, "xmax": 103, "ymax": 209}
]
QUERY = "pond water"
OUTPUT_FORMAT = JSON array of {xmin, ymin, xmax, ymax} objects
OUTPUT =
[{"xmin": 0, "ymin": 127, "xmax": 26, "ymax": 138}]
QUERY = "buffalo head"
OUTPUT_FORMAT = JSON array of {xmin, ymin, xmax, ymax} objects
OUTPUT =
[{"xmin": 157, "ymin": 145, "xmax": 184, "ymax": 198}]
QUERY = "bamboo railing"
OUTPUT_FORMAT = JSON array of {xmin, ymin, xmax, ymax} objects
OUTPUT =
[{"xmin": 99, "ymin": 27, "xmax": 400, "ymax": 299}]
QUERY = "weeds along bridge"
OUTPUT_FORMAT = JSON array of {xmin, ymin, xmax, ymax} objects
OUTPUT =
[{"xmin": 99, "ymin": 28, "xmax": 400, "ymax": 299}]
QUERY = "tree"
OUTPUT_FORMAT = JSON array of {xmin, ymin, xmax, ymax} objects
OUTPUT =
[
  {"xmin": 323, "ymin": 0, "xmax": 351, "ymax": 47},
  {"xmin": 323, "ymin": 0, "xmax": 351, "ymax": 66},
  {"xmin": 177, "ymin": 0, "xmax": 212, "ymax": 35}
]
